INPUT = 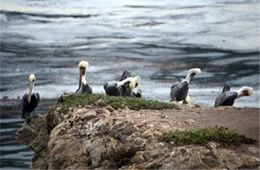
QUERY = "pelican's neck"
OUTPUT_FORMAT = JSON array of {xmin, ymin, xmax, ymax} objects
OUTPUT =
[
  {"xmin": 81, "ymin": 73, "xmax": 87, "ymax": 85},
  {"xmin": 183, "ymin": 71, "xmax": 192, "ymax": 83},
  {"xmin": 117, "ymin": 77, "xmax": 131, "ymax": 87},
  {"xmin": 236, "ymin": 87, "xmax": 243, "ymax": 97},
  {"xmin": 28, "ymin": 82, "xmax": 34, "ymax": 103}
]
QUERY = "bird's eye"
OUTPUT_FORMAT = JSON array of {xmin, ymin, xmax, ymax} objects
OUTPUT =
[{"xmin": 135, "ymin": 83, "xmax": 138, "ymax": 87}]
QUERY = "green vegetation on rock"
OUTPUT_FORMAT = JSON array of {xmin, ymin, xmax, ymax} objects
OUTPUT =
[
  {"xmin": 50, "ymin": 93, "xmax": 180, "ymax": 113},
  {"xmin": 160, "ymin": 127, "xmax": 256, "ymax": 146}
]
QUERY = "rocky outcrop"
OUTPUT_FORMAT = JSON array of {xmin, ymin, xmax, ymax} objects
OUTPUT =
[
  {"xmin": 16, "ymin": 104, "xmax": 260, "ymax": 169},
  {"xmin": 16, "ymin": 115, "xmax": 49, "ymax": 153}
]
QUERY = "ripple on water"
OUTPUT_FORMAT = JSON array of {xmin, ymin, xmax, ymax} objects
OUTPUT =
[{"xmin": 0, "ymin": 115, "xmax": 33, "ymax": 169}]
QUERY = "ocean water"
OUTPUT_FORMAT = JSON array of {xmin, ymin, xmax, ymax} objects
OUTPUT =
[
  {"xmin": 0, "ymin": 114, "xmax": 33, "ymax": 169},
  {"xmin": 0, "ymin": 0, "xmax": 259, "ymax": 168}
]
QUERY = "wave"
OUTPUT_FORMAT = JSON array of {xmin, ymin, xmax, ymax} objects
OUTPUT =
[
  {"xmin": 0, "ymin": 10, "xmax": 98, "ymax": 19},
  {"xmin": 124, "ymin": 5, "xmax": 162, "ymax": 9}
]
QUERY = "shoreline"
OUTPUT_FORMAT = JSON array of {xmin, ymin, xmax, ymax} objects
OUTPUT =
[{"xmin": 1, "ymin": 97, "xmax": 259, "ymax": 113}]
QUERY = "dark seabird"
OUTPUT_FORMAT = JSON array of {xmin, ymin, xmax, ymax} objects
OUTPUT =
[
  {"xmin": 76, "ymin": 61, "xmax": 93, "ymax": 94},
  {"xmin": 214, "ymin": 83, "xmax": 253, "ymax": 107},
  {"xmin": 21, "ymin": 74, "xmax": 40, "ymax": 122},
  {"xmin": 104, "ymin": 70, "xmax": 142, "ymax": 97},
  {"xmin": 170, "ymin": 68, "xmax": 201, "ymax": 103}
]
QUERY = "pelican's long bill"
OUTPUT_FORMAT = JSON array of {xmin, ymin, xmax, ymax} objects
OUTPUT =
[{"xmin": 28, "ymin": 74, "xmax": 36, "ymax": 103}]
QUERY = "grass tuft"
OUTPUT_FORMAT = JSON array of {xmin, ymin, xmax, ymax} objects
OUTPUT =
[
  {"xmin": 50, "ymin": 93, "xmax": 180, "ymax": 113},
  {"xmin": 160, "ymin": 127, "xmax": 256, "ymax": 146}
]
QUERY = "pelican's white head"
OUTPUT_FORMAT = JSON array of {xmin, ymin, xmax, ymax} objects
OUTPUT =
[
  {"xmin": 237, "ymin": 86, "xmax": 253, "ymax": 98},
  {"xmin": 29, "ymin": 74, "xmax": 36, "ymax": 82},
  {"xmin": 188, "ymin": 68, "xmax": 201, "ymax": 76},
  {"xmin": 78, "ymin": 61, "xmax": 89, "ymax": 71},
  {"xmin": 184, "ymin": 68, "xmax": 201, "ymax": 83},
  {"xmin": 129, "ymin": 76, "xmax": 140, "ymax": 90},
  {"xmin": 78, "ymin": 61, "xmax": 88, "ymax": 68}
]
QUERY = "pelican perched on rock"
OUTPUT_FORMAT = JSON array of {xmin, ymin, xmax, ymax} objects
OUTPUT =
[
  {"xmin": 76, "ymin": 61, "xmax": 93, "ymax": 94},
  {"xmin": 21, "ymin": 74, "xmax": 40, "ymax": 123},
  {"xmin": 170, "ymin": 68, "xmax": 201, "ymax": 103},
  {"xmin": 104, "ymin": 70, "xmax": 142, "ymax": 97},
  {"xmin": 214, "ymin": 83, "xmax": 253, "ymax": 107}
]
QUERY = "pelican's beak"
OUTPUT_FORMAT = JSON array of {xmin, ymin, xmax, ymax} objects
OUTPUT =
[
  {"xmin": 80, "ymin": 67, "xmax": 86, "ymax": 76},
  {"xmin": 78, "ymin": 68, "xmax": 82, "ymax": 90},
  {"xmin": 238, "ymin": 89, "xmax": 253, "ymax": 98},
  {"xmin": 28, "ymin": 74, "xmax": 35, "ymax": 103},
  {"xmin": 237, "ymin": 93, "xmax": 244, "ymax": 98}
]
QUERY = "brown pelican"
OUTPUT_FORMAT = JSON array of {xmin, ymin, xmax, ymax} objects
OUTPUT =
[
  {"xmin": 76, "ymin": 61, "xmax": 93, "ymax": 94},
  {"xmin": 170, "ymin": 68, "xmax": 201, "ymax": 103},
  {"xmin": 214, "ymin": 83, "xmax": 253, "ymax": 107},
  {"xmin": 104, "ymin": 70, "xmax": 142, "ymax": 97},
  {"xmin": 21, "ymin": 74, "xmax": 40, "ymax": 123}
]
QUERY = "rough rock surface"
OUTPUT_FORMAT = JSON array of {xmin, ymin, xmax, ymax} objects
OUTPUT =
[
  {"xmin": 16, "ymin": 115, "xmax": 49, "ymax": 153},
  {"xmin": 16, "ymin": 104, "xmax": 260, "ymax": 169}
]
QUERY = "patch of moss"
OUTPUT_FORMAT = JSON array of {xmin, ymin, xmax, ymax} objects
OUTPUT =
[
  {"xmin": 160, "ymin": 127, "xmax": 256, "ymax": 146},
  {"xmin": 49, "ymin": 94, "xmax": 87, "ymax": 114},
  {"xmin": 50, "ymin": 93, "xmax": 180, "ymax": 114}
]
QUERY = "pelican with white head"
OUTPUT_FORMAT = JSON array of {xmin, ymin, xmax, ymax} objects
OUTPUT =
[
  {"xmin": 104, "ymin": 71, "xmax": 142, "ymax": 97},
  {"xmin": 182, "ymin": 68, "xmax": 201, "ymax": 83},
  {"xmin": 76, "ymin": 61, "xmax": 93, "ymax": 94},
  {"xmin": 171, "ymin": 68, "xmax": 201, "ymax": 103},
  {"xmin": 78, "ymin": 61, "xmax": 89, "ymax": 85},
  {"xmin": 22, "ymin": 74, "xmax": 40, "ymax": 122},
  {"xmin": 214, "ymin": 84, "xmax": 253, "ymax": 107}
]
